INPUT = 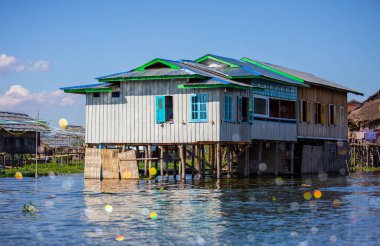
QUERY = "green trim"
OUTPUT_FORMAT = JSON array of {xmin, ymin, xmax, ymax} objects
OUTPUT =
[
  {"xmin": 178, "ymin": 84, "xmax": 254, "ymax": 90},
  {"xmin": 195, "ymin": 55, "xmax": 240, "ymax": 68},
  {"xmin": 134, "ymin": 58, "xmax": 181, "ymax": 71},
  {"xmin": 228, "ymin": 75, "xmax": 258, "ymax": 79},
  {"xmin": 98, "ymin": 74, "xmax": 205, "ymax": 82},
  {"xmin": 241, "ymin": 57, "xmax": 304, "ymax": 83},
  {"xmin": 64, "ymin": 88, "xmax": 112, "ymax": 93}
]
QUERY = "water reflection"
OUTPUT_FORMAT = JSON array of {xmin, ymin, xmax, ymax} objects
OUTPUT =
[{"xmin": 0, "ymin": 173, "xmax": 379, "ymax": 245}]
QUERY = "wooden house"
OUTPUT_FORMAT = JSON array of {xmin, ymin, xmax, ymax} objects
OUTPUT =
[
  {"xmin": 0, "ymin": 111, "xmax": 48, "ymax": 167},
  {"xmin": 62, "ymin": 54, "xmax": 362, "ymax": 178}
]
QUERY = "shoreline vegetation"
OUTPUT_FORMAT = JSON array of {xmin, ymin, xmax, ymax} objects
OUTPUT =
[
  {"xmin": 1, "ymin": 161, "xmax": 379, "ymax": 178},
  {"xmin": 0, "ymin": 161, "xmax": 84, "ymax": 178}
]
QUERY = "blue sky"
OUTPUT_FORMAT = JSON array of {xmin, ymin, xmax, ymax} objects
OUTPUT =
[{"xmin": 1, "ymin": 0, "xmax": 379, "ymax": 126}]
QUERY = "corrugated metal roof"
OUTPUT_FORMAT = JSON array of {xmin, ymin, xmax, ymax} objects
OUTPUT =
[
  {"xmin": 0, "ymin": 111, "xmax": 50, "ymax": 133},
  {"xmin": 197, "ymin": 54, "xmax": 307, "ymax": 86},
  {"xmin": 251, "ymin": 59, "xmax": 364, "ymax": 95},
  {"xmin": 60, "ymin": 83, "xmax": 112, "ymax": 91}
]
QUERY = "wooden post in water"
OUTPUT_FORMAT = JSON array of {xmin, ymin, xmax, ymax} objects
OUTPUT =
[
  {"xmin": 191, "ymin": 145, "xmax": 195, "ymax": 179},
  {"xmin": 165, "ymin": 146, "xmax": 169, "ymax": 179},
  {"xmin": 290, "ymin": 142, "xmax": 295, "ymax": 174},
  {"xmin": 244, "ymin": 145, "xmax": 250, "ymax": 177},
  {"xmin": 148, "ymin": 145, "xmax": 152, "ymax": 179},
  {"xmin": 216, "ymin": 143, "xmax": 222, "ymax": 179},
  {"xmin": 201, "ymin": 145, "xmax": 205, "ymax": 179},
  {"xmin": 144, "ymin": 147, "xmax": 148, "ymax": 177},
  {"xmin": 179, "ymin": 144, "xmax": 186, "ymax": 181},
  {"xmin": 178, "ymin": 146, "xmax": 182, "ymax": 179},
  {"xmin": 195, "ymin": 145, "xmax": 201, "ymax": 179},
  {"xmin": 160, "ymin": 147, "xmax": 164, "ymax": 178},
  {"xmin": 211, "ymin": 145, "xmax": 215, "ymax": 177},
  {"xmin": 275, "ymin": 142, "xmax": 279, "ymax": 176},
  {"xmin": 227, "ymin": 144, "xmax": 232, "ymax": 179}
]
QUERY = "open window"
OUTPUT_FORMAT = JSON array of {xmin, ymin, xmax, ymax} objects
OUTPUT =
[
  {"xmin": 112, "ymin": 91, "xmax": 120, "ymax": 98},
  {"xmin": 269, "ymin": 99, "xmax": 296, "ymax": 119},
  {"xmin": 93, "ymin": 92, "xmax": 100, "ymax": 98},
  {"xmin": 238, "ymin": 96, "xmax": 253, "ymax": 123},
  {"xmin": 314, "ymin": 103, "xmax": 325, "ymax": 124},
  {"xmin": 254, "ymin": 96, "xmax": 268, "ymax": 117},
  {"xmin": 299, "ymin": 100, "xmax": 310, "ymax": 123},
  {"xmin": 156, "ymin": 95, "xmax": 174, "ymax": 123},
  {"xmin": 328, "ymin": 104, "xmax": 336, "ymax": 125}
]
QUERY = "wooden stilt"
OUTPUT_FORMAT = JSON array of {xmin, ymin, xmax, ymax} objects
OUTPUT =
[
  {"xmin": 227, "ymin": 144, "xmax": 232, "ymax": 179},
  {"xmin": 148, "ymin": 145, "xmax": 152, "ymax": 179},
  {"xmin": 144, "ymin": 148, "xmax": 148, "ymax": 177},
  {"xmin": 191, "ymin": 145, "xmax": 195, "ymax": 179},
  {"xmin": 244, "ymin": 145, "xmax": 250, "ymax": 177},
  {"xmin": 165, "ymin": 147, "xmax": 169, "ymax": 179},
  {"xmin": 173, "ymin": 158, "xmax": 177, "ymax": 180},
  {"xmin": 216, "ymin": 143, "xmax": 222, "ymax": 179},
  {"xmin": 275, "ymin": 142, "xmax": 279, "ymax": 176},
  {"xmin": 178, "ymin": 146, "xmax": 182, "ymax": 179},
  {"xmin": 180, "ymin": 144, "xmax": 186, "ymax": 180},
  {"xmin": 211, "ymin": 145, "xmax": 215, "ymax": 177},
  {"xmin": 196, "ymin": 145, "xmax": 201, "ymax": 179},
  {"xmin": 160, "ymin": 147, "xmax": 164, "ymax": 178},
  {"xmin": 201, "ymin": 145, "xmax": 205, "ymax": 178},
  {"xmin": 290, "ymin": 142, "xmax": 295, "ymax": 174}
]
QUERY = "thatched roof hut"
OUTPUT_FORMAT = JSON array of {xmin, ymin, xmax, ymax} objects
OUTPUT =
[{"xmin": 348, "ymin": 89, "xmax": 380, "ymax": 131}]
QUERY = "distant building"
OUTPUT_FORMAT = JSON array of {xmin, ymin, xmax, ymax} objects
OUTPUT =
[
  {"xmin": 347, "ymin": 99, "xmax": 361, "ymax": 112},
  {"xmin": 0, "ymin": 111, "xmax": 48, "ymax": 154}
]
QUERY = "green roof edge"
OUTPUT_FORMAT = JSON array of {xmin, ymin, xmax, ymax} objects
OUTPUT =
[
  {"xmin": 134, "ymin": 58, "xmax": 181, "ymax": 71},
  {"xmin": 241, "ymin": 57, "xmax": 305, "ymax": 83},
  {"xmin": 64, "ymin": 88, "xmax": 112, "ymax": 94},
  {"xmin": 178, "ymin": 84, "xmax": 255, "ymax": 90},
  {"xmin": 98, "ymin": 74, "xmax": 206, "ymax": 82},
  {"xmin": 195, "ymin": 55, "xmax": 240, "ymax": 68}
]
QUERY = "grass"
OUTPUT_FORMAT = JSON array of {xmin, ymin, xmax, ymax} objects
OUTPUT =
[
  {"xmin": 0, "ymin": 161, "xmax": 84, "ymax": 178},
  {"xmin": 350, "ymin": 166, "xmax": 380, "ymax": 172}
]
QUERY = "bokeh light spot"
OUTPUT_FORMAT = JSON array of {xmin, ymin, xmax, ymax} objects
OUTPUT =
[
  {"xmin": 258, "ymin": 163, "xmax": 267, "ymax": 172},
  {"xmin": 149, "ymin": 167, "xmax": 157, "ymax": 176},
  {"xmin": 59, "ymin": 118, "xmax": 68, "ymax": 129},
  {"xmin": 330, "ymin": 235, "xmax": 337, "ymax": 243},
  {"xmin": 104, "ymin": 204, "xmax": 113, "ymax": 213},
  {"xmin": 272, "ymin": 196, "xmax": 277, "ymax": 202},
  {"xmin": 275, "ymin": 177, "xmax": 284, "ymax": 185},
  {"xmin": 15, "ymin": 172, "xmax": 23, "ymax": 180},
  {"xmin": 313, "ymin": 190, "xmax": 322, "ymax": 199},
  {"xmin": 333, "ymin": 199, "xmax": 340, "ymax": 208},
  {"xmin": 303, "ymin": 191, "xmax": 312, "ymax": 200},
  {"xmin": 115, "ymin": 235, "xmax": 125, "ymax": 241},
  {"xmin": 150, "ymin": 211, "xmax": 158, "ymax": 220}
]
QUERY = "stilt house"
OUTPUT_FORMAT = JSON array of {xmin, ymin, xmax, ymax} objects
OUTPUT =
[{"xmin": 61, "ymin": 54, "xmax": 362, "ymax": 178}]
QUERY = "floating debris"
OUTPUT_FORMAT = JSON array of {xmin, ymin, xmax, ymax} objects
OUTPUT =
[{"xmin": 22, "ymin": 202, "xmax": 38, "ymax": 213}]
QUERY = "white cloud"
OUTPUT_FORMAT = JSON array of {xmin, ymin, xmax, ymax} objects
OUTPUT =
[
  {"xmin": 0, "ymin": 85, "xmax": 78, "ymax": 112},
  {"xmin": 0, "ymin": 54, "xmax": 50, "ymax": 74}
]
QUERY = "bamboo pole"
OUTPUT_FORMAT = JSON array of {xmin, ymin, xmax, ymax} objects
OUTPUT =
[
  {"xmin": 196, "ymin": 145, "xmax": 201, "ymax": 179},
  {"xmin": 191, "ymin": 145, "xmax": 195, "ymax": 179},
  {"xmin": 227, "ymin": 144, "xmax": 231, "ymax": 179},
  {"xmin": 216, "ymin": 143, "xmax": 221, "ymax": 179},
  {"xmin": 148, "ymin": 145, "xmax": 152, "ymax": 179},
  {"xmin": 160, "ymin": 147, "xmax": 164, "ymax": 178},
  {"xmin": 180, "ymin": 145, "xmax": 186, "ymax": 180}
]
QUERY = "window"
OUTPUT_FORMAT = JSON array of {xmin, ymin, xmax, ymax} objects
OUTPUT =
[
  {"xmin": 314, "ymin": 103, "xmax": 325, "ymax": 124},
  {"xmin": 270, "ymin": 99, "xmax": 296, "ymax": 119},
  {"xmin": 155, "ymin": 95, "xmax": 174, "ymax": 123},
  {"xmin": 112, "ymin": 91, "xmax": 120, "ymax": 98},
  {"xmin": 340, "ymin": 106, "xmax": 345, "ymax": 126},
  {"xmin": 190, "ymin": 94, "xmax": 208, "ymax": 122},
  {"xmin": 237, "ymin": 96, "xmax": 252, "ymax": 123},
  {"xmin": 328, "ymin": 104, "xmax": 336, "ymax": 125},
  {"xmin": 224, "ymin": 95, "xmax": 233, "ymax": 122},
  {"xmin": 93, "ymin": 92, "xmax": 100, "ymax": 98},
  {"xmin": 299, "ymin": 100, "xmax": 309, "ymax": 123},
  {"xmin": 254, "ymin": 96, "xmax": 268, "ymax": 117}
]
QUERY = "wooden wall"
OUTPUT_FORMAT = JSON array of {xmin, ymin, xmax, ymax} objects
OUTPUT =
[
  {"xmin": 0, "ymin": 131, "xmax": 38, "ymax": 154},
  {"xmin": 298, "ymin": 86, "xmax": 348, "ymax": 140},
  {"xmin": 85, "ymin": 79, "xmax": 221, "ymax": 144}
]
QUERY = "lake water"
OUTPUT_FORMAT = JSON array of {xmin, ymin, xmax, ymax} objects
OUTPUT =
[{"xmin": 0, "ymin": 173, "xmax": 379, "ymax": 245}]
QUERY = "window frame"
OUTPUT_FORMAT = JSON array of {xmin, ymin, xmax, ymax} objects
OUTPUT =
[
  {"xmin": 111, "ymin": 91, "xmax": 120, "ymax": 98},
  {"xmin": 253, "ymin": 95, "xmax": 269, "ymax": 118},
  {"xmin": 237, "ymin": 96, "xmax": 253, "ymax": 123},
  {"xmin": 155, "ymin": 95, "xmax": 174, "ymax": 124},
  {"xmin": 93, "ymin": 92, "xmax": 100, "ymax": 98},
  {"xmin": 190, "ymin": 94, "xmax": 208, "ymax": 123},
  {"xmin": 328, "ymin": 104, "xmax": 336, "ymax": 126},
  {"xmin": 224, "ymin": 94, "xmax": 233, "ymax": 122}
]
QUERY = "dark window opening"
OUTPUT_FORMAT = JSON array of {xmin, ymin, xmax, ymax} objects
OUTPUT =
[
  {"xmin": 242, "ymin": 97, "xmax": 249, "ymax": 122},
  {"xmin": 254, "ymin": 97, "xmax": 268, "ymax": 116},
  {"xmin": 165, "ymin": 96, "xmax": 173, "ymax": 122},
  {"xmin": 301, "ymin": 100, "xmax": 308, "ymax": 122},
  {"xmin": 270, "ymin": 99, "xmax": 296, "ymax": 119},
  {"xmin": 145, "ymin": 62, "xmax": 171, "ymax": 70},
  {"xmin": 329, "ymin": 104, "xmax": 336, "ymax": 125},
  {"xmin": 269, "ymin": 99, "xmax": 280, "ymax": 118},
  {"xmin": 112, "ymin": 91, "xmax": 120, "ymax": 98},
  {"xmin": 93, "ymin": 92, "xmax": 100, "ymax": 98},
  {"xmin": 314, "ymin": 103, "xmax": 322, "ymax": 124}
]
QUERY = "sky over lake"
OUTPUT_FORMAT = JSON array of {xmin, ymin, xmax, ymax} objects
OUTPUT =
[{"xmin": 1, "ymin": 0, "xmax": 379, "ymax": 126}]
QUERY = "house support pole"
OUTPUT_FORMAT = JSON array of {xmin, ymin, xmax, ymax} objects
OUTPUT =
[
  {"xmin": 244, "ymin": 145, "xmax": 250, "ymax": 177},
  {"xmin": 275, "ymin": 142, "xmax": 279, "ymax": 176},
  {"xmin": 201, "ymin": 145, "xmax": 205, "ymax": 179},
  {"xmin": 227, "ymin": 145, "xmax": 232, "ymax": 179},
  {"xmin": 165, "ymin": 146, "xmax": 169, "ymax": 179},
  {"xmin": 179, "ymin": 144, "xmax": 186, "ymax": 181},
  {"xmin": 195, "ymin": 145, "xmax": 201, "ymax": 179},
  {"xmin": 148, "ymin": 145, "xmax": 152, "ymax": 179},
  {"xmin": 290, "ymin": 142, "xmax": 295, "ymax": 174},
  {"xmin": 216, "ymin": 143, "xmax": 222, "ymax": 179},
  {"xmin": 191, "ymin": 145, "xmax": 195, "ymax": 179},
  {"xmin": 211, "ymin": 145, "xmax": 215, "ymax": 177},
  {"xmin": 160, "ymin": 146, "xmax": 164, "ymax": 179}
]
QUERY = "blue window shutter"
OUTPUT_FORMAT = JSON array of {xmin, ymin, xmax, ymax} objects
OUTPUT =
[
  {"xmin": 156, "ymin": 96, "xmax": 166, "ymax": 123},
  {"xmin": 249, "ymin": 96, "xmax": 254, "ymax": 123},
  {"xmin": 237, "ymin": 96, "xmax": 242, "ymax": 122}
]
